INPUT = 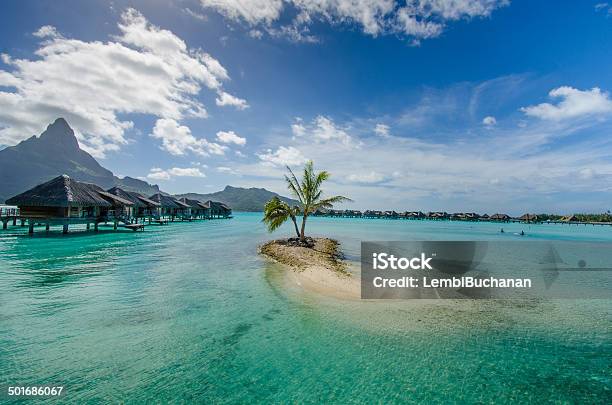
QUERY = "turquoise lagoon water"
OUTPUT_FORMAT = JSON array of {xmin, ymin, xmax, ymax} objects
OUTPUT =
[{"xmin": 0, "ymin": 213, "xmax": 610, "ymax": 403}]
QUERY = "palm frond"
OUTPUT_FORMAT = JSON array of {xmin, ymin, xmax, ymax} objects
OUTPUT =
[{"xmin": 285, "ymin": 165, "xmax": 305, "ymax": 203}]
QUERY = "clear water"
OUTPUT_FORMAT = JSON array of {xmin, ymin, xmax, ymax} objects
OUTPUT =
[{"xmin": 0, "ymin": 213, "xmax": 610, "ymax": 403}]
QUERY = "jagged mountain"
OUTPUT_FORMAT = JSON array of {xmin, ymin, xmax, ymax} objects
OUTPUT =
[
  {"xmin": 0, "ymin": 118, "xmax": 159, "ymax": 202},
  {"xmin": 177, "ymin": 185, "xmax": 300, "ymax": 212}
]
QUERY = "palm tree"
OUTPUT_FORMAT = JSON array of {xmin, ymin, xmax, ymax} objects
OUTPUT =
[
  {"xmin": 285, "ymin": 160, "xmax": 351, "ymax": 243},
  {"xmin": 262, "ymin": 196, "xmax": 301, "ymax": 238}
]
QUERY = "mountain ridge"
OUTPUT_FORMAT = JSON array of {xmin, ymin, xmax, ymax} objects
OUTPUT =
[
  {"xmin": 176, "ymin": 185, "xmax": 300, "ymax": 212},
  {"xmin": 0, "ymin": 118, "xmax": 159, "ymax": 202}
]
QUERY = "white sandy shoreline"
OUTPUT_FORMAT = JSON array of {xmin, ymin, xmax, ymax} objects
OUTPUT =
[{"xmin": 259, "ymin": 238, "xmax": 361, "ymax": 300}]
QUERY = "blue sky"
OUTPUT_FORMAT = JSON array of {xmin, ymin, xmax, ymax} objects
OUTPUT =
[{"xmin": 1, "ymin": 0, "xmax": 612, "ymax": 214}]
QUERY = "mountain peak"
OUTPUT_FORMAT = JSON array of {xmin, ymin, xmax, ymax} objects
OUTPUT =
[
  {"xmin": 0, "ymin": 118, "xmax": 160, "ymax": 202},
  {"xmin": 39, "ymin": 117, "xmax": 79, "ymax": 150}
]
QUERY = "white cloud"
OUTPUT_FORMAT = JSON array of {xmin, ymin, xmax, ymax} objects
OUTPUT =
[
  {"xmin": 310, "ymin": 115, "xmax": 352, "ymax": 144},
  {"xmin": 258, "ymin": 146, "xmax": 308, "ymax": 166},
  {"xmin": 374, "ymin": 123, "xmax": 390, "ymax": 137},
  {"xmin": 395, "ymin": 8, "xmax": 443, "ymax": 40},
  {"xmin": 291, "ymin": 119, "xmax": 307, "ymax": 137},
  {"xmin": 235, "ymin": 101, "xmax": 612, "ymax": 213},
  {"xmin": 217, "ymin": 166, "xmax": 240, "ymax": 175},
  {"xmin": 521, "ymin": 87, "xmax": 612, "ymax": 121},
  {"xmin": 595, "ymin": 3, "xmax": 612, "ymax": 15},
  {"xmin": 215, "ymin": 91, "xmax": 249, "ymax": 109},
  {"xmin": 0, "ymin": 8, "xmax": 245, "ymax": 157},
  {"xmin": 198, "ymin": 0, "xmax": 508, "ymax": 41},
  {"xmin": 151, "ymin": 118, "xmax": 227, "ymax": 156},
  {"xmin": 482, "ymin": 115, "xmax": 496, "ymax": 126},
  {"xmin": 184, "ymin": 7, "xmax": 208, "ymax": 21},
  {"xmin": 147, "ymin": 166, "xmax": 206, "ymax": 180},
  {"xmin": 200, "ymin": 0, "xmax": 284, "ymax": 25},
  {"xmin": 216, "ymin": 130, "xmax": 246, "ymax": 145},
  {"xmin": 32, "ymin": 25, "xmax": 61, "ymax": 38},
  {"xmin": 347, "ymin": 171, "xmax": 386, "ymax": 184},
  {"xmin": 416, "ymin": 0, "xmax": 509, "ymax": 20}
]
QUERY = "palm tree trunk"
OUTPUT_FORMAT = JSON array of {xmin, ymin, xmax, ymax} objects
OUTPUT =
[
  {"xmin": 300, "ymin": 215, "xmax": 307, "ymax": 242},
  {"xmin": 290, "ymin": 216, "xmax": 300, "ymax": 238}
]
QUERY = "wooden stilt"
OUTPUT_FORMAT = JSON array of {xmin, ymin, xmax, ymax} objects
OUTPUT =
[
  {"xmin": 28, "ymin": 223, "xmax": 34, "ymax": 235},
  {"xmin": 86, "ymin": 223, "xmax": 90, "ymax": 230},
  {"xmin": 94, "ymin": 223, "xmax": 99, "ymax": 232},
  {"xmin": 63, "ymin": 223, "xmax": 69, "ymax": 234},
  {"xmin": 45, "ymin": 223, "xmax": 50, "ymax": 232}
]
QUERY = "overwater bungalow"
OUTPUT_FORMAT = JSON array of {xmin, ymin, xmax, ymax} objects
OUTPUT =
[
  {"xmin": 480, "ymin": 213, "xmax": 490, "ymax": 220},
  {"xmin": 519, "ymin": 213, "xmax": 539, "ymax": 223},
  {"xmin": 384, "ymin": 210, "xmax": 398, "ymax": 219},
  {"xmin": 0, "ymin": 205, "xmax": 20, "ymax": 229},
  {"xmin": 561, "ymin": 214, "xmax": 579, "ymax": 222},
  {"xmin": 84, "ymin": 184, "xmax": 135, "ymax": 224},
  {"xmin": 200, "ymin": 200, "xmax": 232, "ymax": 218},
  {"xmin": 405, "ymin": 211, "xmax": 425, "ymax": 219},
  {"xmin": 490, "ymin": 213, "xmax": 511, "ymax": 222},
  {"xmin": 149, "ymin": 193, "xmax": 190, "ymax": 221},
  {"xmin": 363, "ymin": 210, "xmax": 383, "ymax": 218},
  {"xmin": 452, "ymin": 212, "xmax": 477, "ymax": 220},
  {"xmin": 107, "ymin": 187, "xmax": 160, "ymax": 223},
  {"xmin": 427, "ymin": 212, "xmax": 449, "ymax": 220},
  {"xmin": 178, "ymin": 197, "xmax": 209, "ymax": 219},
  {"xmin": 5, "ymin": 174, "xmax": 129, "ymax": 234},
  {"xmin": 344, "ymin": 210, "xmax": 362, "ymax": 218}
]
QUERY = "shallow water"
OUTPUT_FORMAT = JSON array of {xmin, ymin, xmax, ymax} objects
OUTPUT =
[{"xmin": 0, "ymin": 213, "xmax": 610, "ymax": 403}]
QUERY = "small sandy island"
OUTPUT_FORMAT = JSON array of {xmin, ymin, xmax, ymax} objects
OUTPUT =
[{"xmin": 260, "ymin": 237, "xmax": 360, "ymax": 299}]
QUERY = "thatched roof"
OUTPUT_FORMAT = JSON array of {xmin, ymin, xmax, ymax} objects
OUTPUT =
[
  {"xmin": 490, "ymin": 213, "xmax": 510, "ymax": 220},
  {"xmin": 149, "ymin": 193, "xmax": 190, "ymax": 209},
  {"xmin": 83, "ymin": 184, "xmax": 133, "ymax": 206},
  {"xmin": 6, "ymin": 175, "xmax": 111, "ymax": 207},
  {"xmin": 519, "ymin": 213, "xmax": 538, "ymax": 221},
  {"xmin": 562, "ymin": 215, "xmax": 578, "ymax": 222},
  {"xmin": 201, "ymin": 200, "xmax": 231, "ymax": 211},
  {"xmin": 178, "ymin": 197, "xmax": 205, "ymax": 209},
  {"xmin": 174, "ymin": 199, "xmax": 192, "ymax": 209},
  {"xmin": 108, "ymin": 187, "xmax": 160, "ymax": 208}
]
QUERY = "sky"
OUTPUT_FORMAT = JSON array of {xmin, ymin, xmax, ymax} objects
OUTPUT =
[{"xmin": 1, "ymin": 0, "xmax": 612, "ymax": 214}]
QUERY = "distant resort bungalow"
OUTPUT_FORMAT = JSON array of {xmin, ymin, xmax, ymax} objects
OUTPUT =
[
  {"xmin": 149, "ymin": 193, "xmax": 192, "ymax": 221},
  {"xmin": 200, "ymin": 200, "xmax": 232, "ymax": 219},
  {"xmin": 519, "ymin": 213, "xmax": 539, "ymax": 223},
  {"xmin": 107, "ymin": 187, "xmax": 161, "ymax": 223},
  {"xmin": 427, "ymin": 212, "xmax": 449, "ymax": 220},
  {"xmin": 178, "ymin": 197, "xmax": 206, "ymax": 219},
  {"xmin": 1, "ymin": 175, "xmax": 232, "ymax": 234},
  {"xmin": 490, "ymin": 213, "xmax": 511, "ymax": 222}
]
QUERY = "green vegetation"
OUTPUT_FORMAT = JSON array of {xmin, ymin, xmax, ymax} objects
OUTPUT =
[
  {"xmin": 262, "ymin": 197, "xmax": 301, "ymax": 237},
  {"xmin": 263, "ymin": 160, "xmax": 351, "ymax": 243},
  {"xmin": 572, "ymin": 213, "xmax": 612, "ymax": 222}
]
